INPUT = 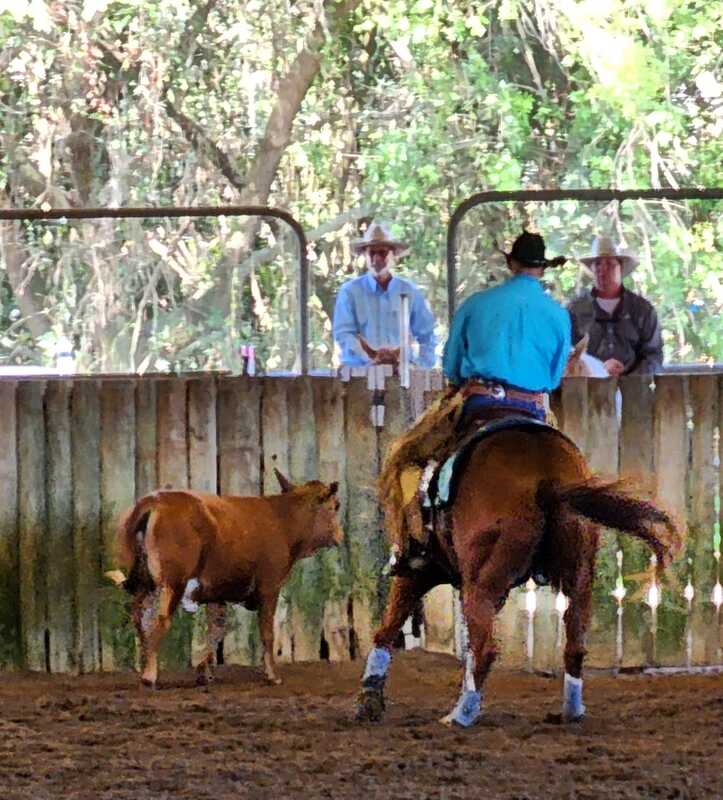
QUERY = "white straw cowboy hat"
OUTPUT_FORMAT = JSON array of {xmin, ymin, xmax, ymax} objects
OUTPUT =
[
  {"xmin": 579, "ymin": 235, "xmax": 639, "ymax": 278},
  {"xmin": 352, "ymin": 221, "xmax": 409, "ymax": 256}
]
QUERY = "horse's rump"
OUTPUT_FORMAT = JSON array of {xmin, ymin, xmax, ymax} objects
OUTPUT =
[{"xmin": 427, "ymin": 417, "xmax": 582, "ymax": 510}]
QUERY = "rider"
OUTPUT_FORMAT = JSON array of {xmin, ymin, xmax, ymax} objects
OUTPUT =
[
  {"xmin": 444, "ymin": 230, "xmax": 571, "ymax": 427},
  {"xmin": 381, "ymin": 230, "xmax": 570, "ymax": 572}
]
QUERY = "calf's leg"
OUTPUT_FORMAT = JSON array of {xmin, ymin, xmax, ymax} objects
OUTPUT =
[
  {"xmin": 195, "ymin": 603, "xmax": 227, "ymax": 687},
  {"xmin": 131, "ymin": 584, "xmax": 179, "ymax": 688},
  {"xmin": 258, "ymin": 594, "xmax": 281, "ymax": 685}
]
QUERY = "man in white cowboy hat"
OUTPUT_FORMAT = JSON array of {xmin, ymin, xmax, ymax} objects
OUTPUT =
[
  {"xmin": 332, "ymin": 220, "xmax": 437, "ymax": 368},
  {"xmin": 568, "ymin": 235, "xmax": 663, "ymax": 376}
]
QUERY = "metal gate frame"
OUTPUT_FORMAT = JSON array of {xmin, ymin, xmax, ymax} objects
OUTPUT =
[
  {"xmin": 0, "ymin": 204, "xmax": 310, "ymax": 374},
  {"xmin": 446, "ymin": 187, "xmax": 723, "ymax": 321}
]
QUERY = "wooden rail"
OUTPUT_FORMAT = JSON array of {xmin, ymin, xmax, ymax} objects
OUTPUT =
[{"xmin": 0, "ymin": 371, "xmax": 720, "ymax": 673}]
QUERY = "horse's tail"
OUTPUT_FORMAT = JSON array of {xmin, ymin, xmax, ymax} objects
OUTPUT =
[
  {"xmin": 537, "ymin": 479, "xmax": 683, "ymax": 571},
  {"xmin": 106, "ymin": 494, "xmax": 159, "ymax": 594}
]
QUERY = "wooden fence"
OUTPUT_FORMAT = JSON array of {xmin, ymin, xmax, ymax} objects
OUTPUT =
[{"xmin": 0, "ymin": 371, "xmax": 720, "ymax": 674}]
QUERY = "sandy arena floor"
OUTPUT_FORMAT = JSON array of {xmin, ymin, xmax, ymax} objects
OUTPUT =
[{"xmin": 0, "ymin": 650, "xmax": 721, "ymax": 800}]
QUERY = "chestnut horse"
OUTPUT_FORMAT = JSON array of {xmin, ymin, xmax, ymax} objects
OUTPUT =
[{"xmin": 356, "ymin": 423, "xmax": 681, "ymax": 727}]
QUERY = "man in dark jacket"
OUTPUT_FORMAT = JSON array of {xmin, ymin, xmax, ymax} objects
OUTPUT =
[{"xmin": 567, "ymin": 236, "xmax": 663, "ymax": 376}]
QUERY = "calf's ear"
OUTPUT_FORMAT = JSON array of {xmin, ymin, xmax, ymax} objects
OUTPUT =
[
  {"xmin": 274, "ymin": 468, "xmax": 294, "ymax": 493},
  {"xmin": 571, "ymin": 333, "xmax": 589, "ymax": 360},
  {"xmin": 328, "ymin": 481, "xmax": 339, "ymax": 496}
]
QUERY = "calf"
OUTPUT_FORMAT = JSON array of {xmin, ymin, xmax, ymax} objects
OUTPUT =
[{"xmin": 106, "ymin": 469, "xmax": 342, "ymax": 688}]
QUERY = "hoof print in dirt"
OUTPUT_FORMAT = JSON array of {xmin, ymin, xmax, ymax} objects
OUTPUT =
[
  {"xmin": 355, "ymin": 688, "xmax": 385, "ymax": 722},
  {"xmin": 544, "ymin": 711, "xmax": 585, "ymax": 725}
]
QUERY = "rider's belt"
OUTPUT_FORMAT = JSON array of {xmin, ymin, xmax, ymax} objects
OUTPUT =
[{"xmin": 461, "ymin": 380, "xmax": 547, "ymax": 414}]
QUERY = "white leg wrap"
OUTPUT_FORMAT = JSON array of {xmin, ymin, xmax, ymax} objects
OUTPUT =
[
  {"xmin": 442, "ymin": 650, "xmax": 482, "ymax": 728},
  {"xmin": 181, "ymin": 578, "xmax": 200, "ymax": 613},
  {"xmin": 362, "ymin": 647, "xmax": 391, "ymax": 680},
  {"xmin": 562, "ymin": 672, "xmax": 585, "ymax": 720}
]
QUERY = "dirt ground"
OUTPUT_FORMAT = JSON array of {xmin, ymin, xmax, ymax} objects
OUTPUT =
[{"xmin": 1, "ymin": 650, "xmax": 721, "ymax": 800}]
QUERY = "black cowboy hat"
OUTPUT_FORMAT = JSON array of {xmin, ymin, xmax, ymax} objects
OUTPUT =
[{"xmin": 498, "ymin": 231, "xmax": 567, "ymax": 269}]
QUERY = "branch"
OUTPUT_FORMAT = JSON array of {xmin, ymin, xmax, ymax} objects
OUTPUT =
[
  {"xmin": 178, "ymin": 0, "xmax": 221, "ymax": 67},
  {"xmin": 163, "ymin": 94, "xmax": 246, "ymax": 192},
  {"xmin": 0, "ymin": 188, "xmax": 52, "ymax": 338},
  {"xmin": 241, "ymin": 0, "xmax": 363, "ymax": 204},
  {"xmin": 237, "ymin": 204, "xmax": 371, "ymax": 272}
]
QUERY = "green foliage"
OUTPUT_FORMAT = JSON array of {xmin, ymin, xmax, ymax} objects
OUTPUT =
[{"xmin": 0, "ymin": 0, "xmax": 720, "ymax": 371}]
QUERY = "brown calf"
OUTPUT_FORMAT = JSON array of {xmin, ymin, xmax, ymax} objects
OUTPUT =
[{"xmin": 107, "ymin": 469, "xmax": 342, "ymax": 688}]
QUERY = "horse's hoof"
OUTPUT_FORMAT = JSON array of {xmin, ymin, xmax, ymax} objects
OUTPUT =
[
  {"xmin": 440, "ymin": 690, "xmax": 481, "ymax": 728},
  {"xmin": 195, "ymin": 673, "xmax": 214, "ymax": 687},
  {"xmin": 140, "ymin": 678, "xmax": 157, "ymax": 691},
  {"xmin": 439, "ymin": 712, "xmax": 479, "ymax": 728},
  {"xmin": 355, "ymin": 688, "xmax": 385, "ymax": 722},
  {"xmin": 265, "ymin": 676, "xmax": 282, "ymax": 686},
  {"xmin": 544, "ymin": 711, "xmax": 585, "ymax": 725}
]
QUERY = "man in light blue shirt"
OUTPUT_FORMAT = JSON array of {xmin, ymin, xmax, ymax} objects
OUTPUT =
[
  {"xmin": 333, "ymin": 222, "xmax": 436, "ymax": 368},
  {"xmin": 443, "ymin": 231, "xmax": 571, "ymax": 422}
]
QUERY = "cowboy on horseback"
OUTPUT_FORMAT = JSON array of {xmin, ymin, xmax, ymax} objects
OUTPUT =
[
  {"xmin": 381, "ymin": 231, "xmax": 570, "ymax": 573},
  {"xmin": 358, "ymin": 233, "xmax": 681, "ymax": 730}
]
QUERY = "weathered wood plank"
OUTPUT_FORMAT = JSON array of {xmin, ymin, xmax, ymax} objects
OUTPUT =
[
  {"xmin": 345, "ymin": 377, "xmax": 382, "ymax": 656},
  {"xmin": 99, "ymin": 380, "xmax": 137, "ymax": 671},
  {"xmin": 17, "ymin": 380, "xmax": 48, "ymax": 671},
  {"xmin": 45, "ymin": 381, "xmax": 75, "ymax": 673},
  {"xmin": 559, "ymin": 378, "xmax": 587, "ymax": 455},
  {"xmin": 719, "ymin": 376, "xmax": 723, "ymax": 665},
  {"xmin": 313, "ymin": 378, "xmax": 351, "ymax": 662},
  {"xmin": 532, "ymin": 586, "xmax": 561, "ymax": 674},
  {"xmin": 0, "ymin": 381, "xmax": 21, "ymax": 668},
  {"xmin": 187, "ymin": 377, "xmax": 218, "ymax": 668},
  {"xmin": 157, "ymin": 379, "xmax": 188, "ymax": 489},
  {"xmin": 262, "ymin": 378, "xmax": 295, "ymax": 662},
  {"xmin": 618, "ymin": 375, "xmax": 656, "ymax": 667},
  {"xmin": 422, "ymin": 585, "xmax": 455, "ymax": 655},
  {"xmin": 653, "ymin": 375, "xmax": 689, "ymax": 666},
  {"xmin": 217, "ymin": 376, "xmax": 262, "ymax": 666},
  {"xmin": 72, "ymin": 380, "xmax": 101, "ymax": 673},
  {"xmin": 188, "ymin": 377, "xmax": 217, "ymax": 493},
  {"xmin": 583, "ymin": 378, "xmax": 619, "ymax": 668},
  {"xmin": 688, "ymin": 376, "xmax": 718, "ymax": 665},
  {"xmin": 286, "ymin": 376, "xmax": 322, "ymax": 662},
  {"xmin": 156, "ymin": 379, "xmax": 192, "ymax": 670},
  {"xmin": 135, "ymin": 379, "xmax": 157, "ymax": 498}
]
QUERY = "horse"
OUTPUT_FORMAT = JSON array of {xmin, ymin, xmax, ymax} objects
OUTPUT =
[{"xmin": 355, "ymin": 373, "xmax": 680, "ymax": 728}]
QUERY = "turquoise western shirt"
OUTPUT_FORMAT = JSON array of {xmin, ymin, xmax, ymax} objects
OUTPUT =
[{"xmin": 442, "ymin": 274, "xmax": 571, "ymax": 392}]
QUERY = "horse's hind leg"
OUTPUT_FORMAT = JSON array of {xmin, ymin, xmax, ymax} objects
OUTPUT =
[
  {"xmin": 552, "ymin": 518, "xmax": 597, "ymax": 723},
  {"xmin": 443, "ymin": 521, "xmax": 538, "ymax": 727},
  {"xmin": 440, "ymin": 578, "xmax": 498, "ymax": 727},
  {"xmin": 355, "ymin": 573, "xmax": 434, "ymax": 722}
]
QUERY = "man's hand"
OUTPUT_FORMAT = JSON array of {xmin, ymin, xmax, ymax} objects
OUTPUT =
[
  {"xmin": 603, "ymin": 358, "xmax": 625, "ymax": 377},
  {"xmin": 374, "ymin": 347, "xmax": 400, "ymax": 365}
]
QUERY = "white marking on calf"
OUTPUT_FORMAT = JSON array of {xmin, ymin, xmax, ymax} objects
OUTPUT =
[
  {"xmin": 181, "ymin": 578, "xmax": 200, "ymax": 613},
  {"xmin": 140, "ymin": 588, "xmax": 161, "ymax": 633}
]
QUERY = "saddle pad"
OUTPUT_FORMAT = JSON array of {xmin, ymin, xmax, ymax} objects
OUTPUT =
[{"xmin": 425, "ymin": 416, "xmax": 568, "ymax": 510}]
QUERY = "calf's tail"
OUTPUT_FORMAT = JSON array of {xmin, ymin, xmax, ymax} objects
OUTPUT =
[
  {"xmin": 104, "ymin": 495, "xmax": 158, "ymax": 594},
  {"xmin": 537, "ymin": 479, "xmax": 683, "ymax": 571}
]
